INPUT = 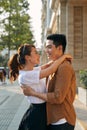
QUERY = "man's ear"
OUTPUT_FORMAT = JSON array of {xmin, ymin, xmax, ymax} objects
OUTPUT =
[{"xmin": 57, "ymin": 45, "xmax": 62, "ymax": 51}]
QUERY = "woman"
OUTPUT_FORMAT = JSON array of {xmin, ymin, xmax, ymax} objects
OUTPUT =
[{"xmin": 8, "ymin": 43, "xmax": 72, "ymax": 130}]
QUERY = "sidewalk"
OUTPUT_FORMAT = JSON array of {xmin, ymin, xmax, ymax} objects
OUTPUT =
[
  {"xmin": 7, "ymin": 96, "xmax": 29, "ymax": 130},
  {"xmin": 8, "ymin": 94, "xmax": 87, "ymax": 130},
  {"xmin": 0, "ymin": 80, "xmax": 30, "ymax": 130},
  {"xmin": 9, "ymin": 96, "xmax": 87, "ymax": 130},
  {"xmin": 74, "ymin": 96, "xmax": 87, "ymax": 130},
  {"xmin": 0, "ymin": 80, "xmax": 87, "ymax": 130}
]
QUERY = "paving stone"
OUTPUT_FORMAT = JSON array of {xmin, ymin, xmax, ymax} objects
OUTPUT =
[{"xmin": 0, "ymin": 92, "xmax": 24, "ymax": 130}]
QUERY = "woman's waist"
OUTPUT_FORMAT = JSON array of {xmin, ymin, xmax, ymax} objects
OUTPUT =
[
  {"xmin": 27, "ymin": 96, "xmax": 45, "ymax": 104},
  {"xmin": 31, "ymin": 102, "xmax": 46, "ymax": 107}
]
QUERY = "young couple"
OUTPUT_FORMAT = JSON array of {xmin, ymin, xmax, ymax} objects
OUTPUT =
[{"xmin": 8, "ymin": 34, "xmax": 76, "ymax": 130}]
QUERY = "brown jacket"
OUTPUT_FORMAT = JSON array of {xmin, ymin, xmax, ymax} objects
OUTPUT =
[{"xmin": 46, "ymin": 60, "xmax": 76, "ymax": 126}]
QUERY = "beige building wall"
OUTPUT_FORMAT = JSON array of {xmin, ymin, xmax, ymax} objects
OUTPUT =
[
  {"xmin": 67, "ymin": 0, "xmax": 87, "ymax": 86},
  {"xmin": 41, "ymin": 0, "xmax": 87, "ymax": 86}
]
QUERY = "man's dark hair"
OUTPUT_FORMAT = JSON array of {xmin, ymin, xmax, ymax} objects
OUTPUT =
[{"xmin": 47, "ymin": 34, "xmax": 67, "ymax": 53}]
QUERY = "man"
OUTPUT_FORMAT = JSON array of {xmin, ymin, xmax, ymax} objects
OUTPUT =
[{"xmin": 22, "ymin": 34, "xmax": 76, "ymax": 130}]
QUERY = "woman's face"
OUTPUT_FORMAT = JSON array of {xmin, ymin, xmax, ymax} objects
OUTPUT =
[{"xmin": 29, "ymin": 47, "xmax": 40, "ymax": 65}]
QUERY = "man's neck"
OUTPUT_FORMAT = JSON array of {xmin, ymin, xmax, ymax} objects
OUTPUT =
[{"xmin": 53, "ymin": 54, "xmax": 64, "ymax": 61}]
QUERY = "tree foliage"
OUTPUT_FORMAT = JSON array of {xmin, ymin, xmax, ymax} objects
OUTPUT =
[
  {"xmin": 0, "ymin": 54, "xmax": 8, "ymax": 67},
  {"xmin": 0, "ymin": 0, "xmax": 35, "ymax": 51},
  {"xmin": 79, "ymin": 70, "xmax": 87, "ymax": 89}
]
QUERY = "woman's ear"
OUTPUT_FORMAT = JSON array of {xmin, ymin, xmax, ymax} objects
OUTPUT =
[{"xmin": 25, "ymin": 55, "xmax": 30, "ymax": 61}]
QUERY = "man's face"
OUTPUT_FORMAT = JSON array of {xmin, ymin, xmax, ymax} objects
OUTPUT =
[{"xmin": 45, "ymin": 40, "xmax": 62, "ymax": 61}]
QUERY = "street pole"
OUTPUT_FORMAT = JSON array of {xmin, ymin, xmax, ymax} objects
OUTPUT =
[{"xmin": 8, "ymin": 0, "xmax": 11, "ymax": 58}]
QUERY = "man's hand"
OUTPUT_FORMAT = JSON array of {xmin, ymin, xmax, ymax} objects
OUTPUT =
[
  {"xmin": 21, "ymin": 85, "xmax": 47, "ymax": 101},
  {"xmin": 21, "ymin": 85, "xmax": 35, "ymax": 96}
]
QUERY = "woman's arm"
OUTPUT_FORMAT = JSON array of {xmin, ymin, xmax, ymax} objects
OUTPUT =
[
  {"xmin": 23, "ymin": 61, "xmax": 75, "ymax": 104},
  {"xmin": 39, "ymin": 54, "xmax": 72, "ymax": 79},
  {"xmin": 41, "ymin": 61, "xmax": 53, "ymax": 70},
  {"xmin": 22, "ymin": 62, "xmax": 74, "ymax": 103}
]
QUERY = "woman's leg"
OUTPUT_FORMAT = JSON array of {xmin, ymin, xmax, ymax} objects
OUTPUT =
[{"xmin": 18, "ymin": 103, "xmax": 47, "ymax": 130}]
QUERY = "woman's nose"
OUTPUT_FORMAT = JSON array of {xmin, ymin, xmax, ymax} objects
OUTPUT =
[{"xmin": 45, "ymin": 48, "xmax": 48, "ymax": 53}]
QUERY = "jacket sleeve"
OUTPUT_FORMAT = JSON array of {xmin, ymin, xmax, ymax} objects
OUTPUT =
[{"xmin": 47, "ymin": 62, "xmax": 74, "ymax": 104}]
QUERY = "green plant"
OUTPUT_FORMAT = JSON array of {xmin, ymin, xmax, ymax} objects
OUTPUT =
[{"xmin": 79, "ymin": 70, "xmax": 87, "ymax": 89}]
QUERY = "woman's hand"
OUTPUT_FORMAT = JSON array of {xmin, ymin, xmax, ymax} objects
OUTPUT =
[
  {"xmin": 63, "ymin": 54, "xmax": 73, "ymax": 63},
  {"xmin": 63, "ymin": 54, "xmax": 72, "ymax": 60}
]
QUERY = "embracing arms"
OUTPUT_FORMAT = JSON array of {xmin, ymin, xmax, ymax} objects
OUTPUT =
[
  {"xmin": 39, "ymin": 54, "xmax": 72, "ymax": 79},
  {"xmin": 22, "ymin": 60, "xmax": 76, "ymax": 104}
]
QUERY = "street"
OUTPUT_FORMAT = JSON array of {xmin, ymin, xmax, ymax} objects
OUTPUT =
[
  {"xmin": 0, "ymin": 80, "xmax": 87, "ymax": 130},
  {"xmin": 0, "ymin": 80, "xmax": 29, "ymax": 130}
]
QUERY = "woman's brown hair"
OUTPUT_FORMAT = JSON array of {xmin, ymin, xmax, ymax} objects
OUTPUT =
[{"xmin": 8, "ymin": 44, "xmax": 35, "ymax": 82}]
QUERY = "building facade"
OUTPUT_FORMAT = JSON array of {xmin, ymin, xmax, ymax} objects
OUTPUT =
[{"xmin": 41, "ymin": 0, "xmax": 87, "ymax": 86}]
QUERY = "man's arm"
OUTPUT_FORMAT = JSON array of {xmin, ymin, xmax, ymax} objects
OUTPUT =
[
  {"xmin": 46, "ymin": 62, "xmax": 76, "ymax": 104},
  {"xmin": 22, "ymin": 61, "xmax": 75, "ymax": 104},
  {"xmin": 21, "ymin": 86, "xmax": 48, "ymax": 101}
]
